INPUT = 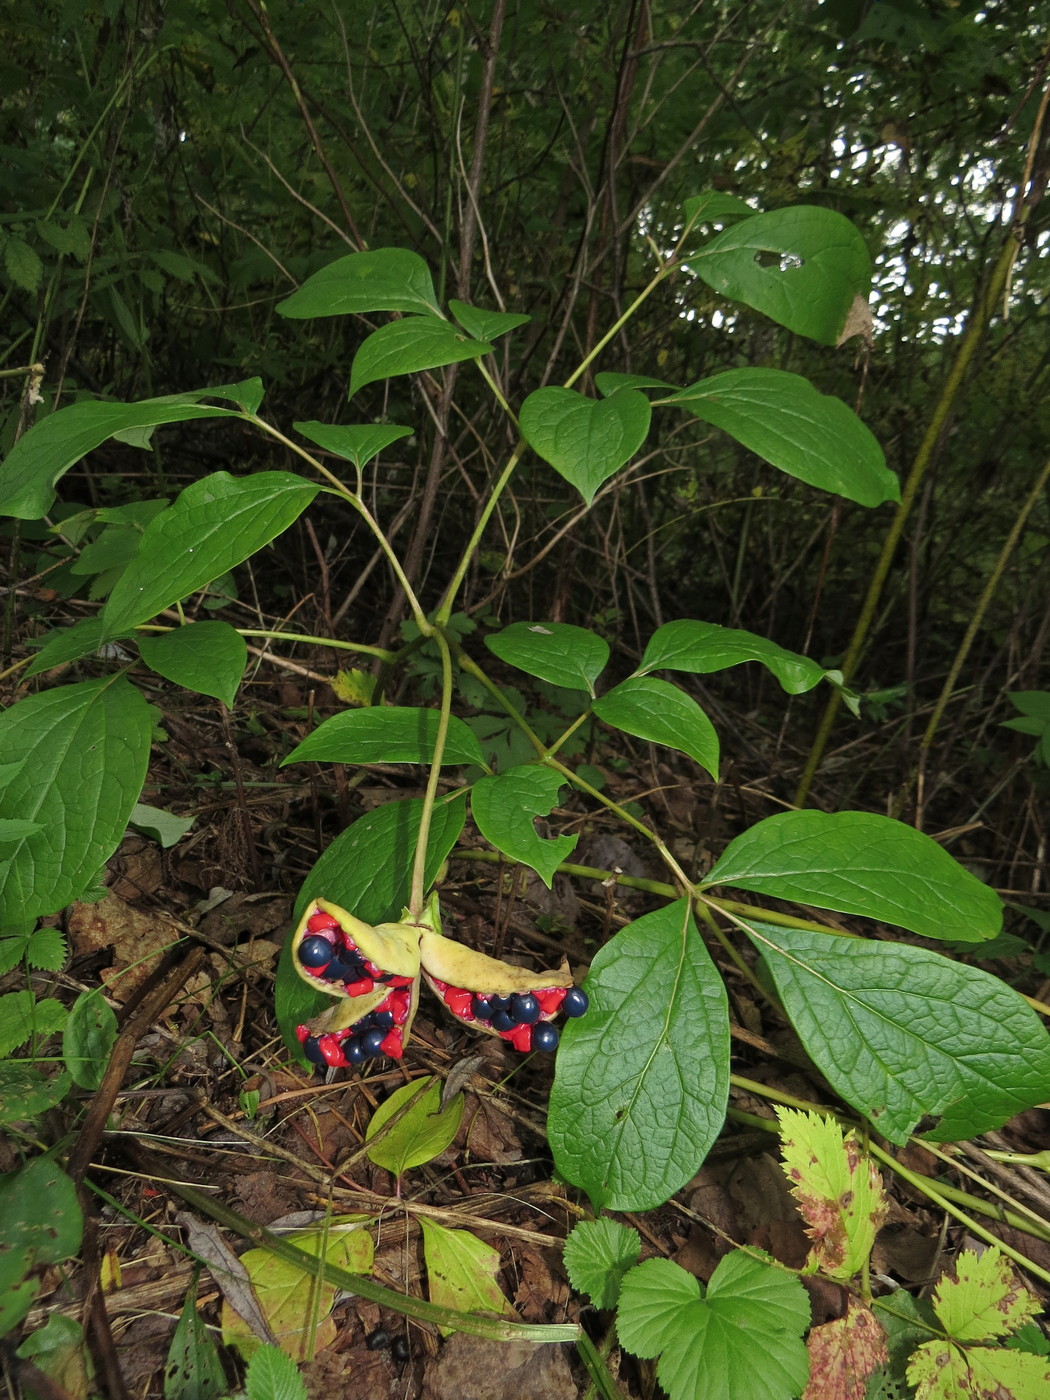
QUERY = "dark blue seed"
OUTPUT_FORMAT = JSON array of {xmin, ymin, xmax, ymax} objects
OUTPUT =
[
  {"xmin": 373, "ymin": 1011, "xmax": 395, "ymax": 1029},
  {"xmin": 532, "ymin": 1022, "xmax": 560, "ymax": 1052},
  {"xmin": 304, "ymin": 1037, "xmax": 327, "ymax": 1065},
  {"xmin": 323, "ymin": 953, "xmax": 364, "ymax": 982},
  {"xmin": 488, "ymin": 994, "xmax": 511, "ymax": 1012},
  {"xmin": 298, "ymin": 936, "xmax": 333, "ymax": 969},
  {"xmin": 361, "ymin": 1027, "xmax": 387, "ymax": 1056},
  {"xmin": 471, "ymin": 995, "xmax": 493, "ymax": 1021},
  {"xmin": 562, "ymin": 987, "xmax": 589, "ymax": 1017},
  {"xmin": 510, "ymin": 993, "xmax": 541, "ymax": 1024},
  {"xmin": 491, "ymin": 1009, "xmax": 515, "ymax": 1032},
  {"xmin": 344, "ymin": 1037, "xmax": 366, "ymax": 1064}
]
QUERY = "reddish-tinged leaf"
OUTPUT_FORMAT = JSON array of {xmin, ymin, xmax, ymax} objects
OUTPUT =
[{"xmin": 804, "ymin": 1299, "xmax": 888, "ymax": 1400}]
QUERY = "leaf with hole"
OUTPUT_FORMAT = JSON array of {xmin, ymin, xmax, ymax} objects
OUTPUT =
[
  {"xmin": 276, "ymin": 247, "xmax": 440, "ymax": 318},
  {"xmin": 349, "ymin": 317, "xmax": 492, "ymax": 397},
  {"xmin": 485, "ymin": 621, "xmax": 609, "ymax": 695},
  {"xmin": 593, "ymin": 677, "xmax": 719, "ymax": 779},
  {"xmin": 638, "ymin": 619, "xmax": 826, "ymax": 694},
  {"xmin": 282, "ymin": 707, "xmax": 485, "ymax": 768},
  {"xmin": 471, "ymin": 765, "xmax": 578, "ymax": 886},
  {"xmin": 138, "ymin": 621, "xmax": 247, "ymax": 708},
  {"xmin": 520, "ymin": 386, "xmax": 651, "ymax": 504},
  {"xmin": 164, "ymin": 1274, "xmax": 227, "ymax": 1400}
]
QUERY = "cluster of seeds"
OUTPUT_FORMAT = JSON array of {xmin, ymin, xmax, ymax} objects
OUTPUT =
[
  {"xmin": 430, "ymin": 978, "xmax": 589, "ymax": 1053},
  {"xmin": 296, "ymin": 910, "xmax": 415, "ymax": 997}
]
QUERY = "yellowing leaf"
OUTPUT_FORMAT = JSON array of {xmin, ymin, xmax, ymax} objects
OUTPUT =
[
  {"xmin": 908, "ymin": 1338, "xmax": 1050, "ymax": 1400},
  {"xmin": 331, "ymin": 668, "xmax": 376, "ymax": 705},
  {"xmin": 932, "ymin": 1249, "xmax": 1040, "ymax": 1343},
  {"xmin": 365, "ymin": 1077, "xmax": 464, "ymax": 1177},
  {"xmin": 777, "ymin": 1108, "xmax": 887, "ymax": 1279},
  {"xmin": 803, "ymin": 1299, "xmax": 888, "ymax": 1400},
  {"xmin": 419, "ymin": 1219, "xmax": 515, "ymax": 1335}
]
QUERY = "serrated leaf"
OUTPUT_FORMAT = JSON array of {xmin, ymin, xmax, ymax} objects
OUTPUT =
[
  {"xmin": 138, "ymin": 621, "xmax": 247, "ymax": 707},
  {"xmin": 243, "ymin": 1345, "xmax": 308, "ymax": 1400},
  {"xmin": 519, "ymin": 386, "xmax": 651, "ymax": 505},
  {"xmin": 100, "ymin": 472, "xmax": 318, "ymax": 636},
  {"xmin": 0, "ymin": 382, "xmax": 262, "ymax": 520},
  {"xmin": 616, "ymin": 1252, "xmax": 810, "ymax": 1400},
  {"xmin": 63, "ymin": 988, "xmax": 118, "ymax": 1090},
  {"xmin": 776, "ymin": 1108, "xmax": 887, "ymax": 1279},
  {"xmin": 563, "ymin": 1219, "xmax": 641, "ymax": 1310},
  {"xmin": 0, "ymin": 1061, "xmax": 72, "ymax": 1125},
  {"xmin": 485, "ymin": 621, "xmax": 609, "ymax": 695},
  {"xmin": 707, "ymin": 810, "xmax": 1002, "ymax": 944},
  {"xmin": 26, "ymin": 926, "xmax": 66, "ymax": 970},
  {"xmin": 4, "ymin": 236, "xmax": 43, "ymax": 292},
  {"xmin": 349, "ymin": 316, "xmax": 492, "ymax": 397},
  {"xmin": 282, "ymin": 707, "xmax": 485, "ymax": 768},
  {"xmin": 293, "ymin": 420, "xmax": 412, "ymax": 468},
  {"xmin": 659, "ymin": 369, "xmax": 897, "ymax": 506},
  {"xmin": 275, "ymin": 795, "xmax": 466, "ymax": 1052},
  {"xmin": 276, "ymin": 247, "xmax": 439, "ymax": 318},
  {"xmin": 128, "ymin": 803, "xmax": 195, "ymax": 849},
  {"xmin": 448, "ymin": 299, "xmax": 530, "ymax": 341},
  {"xmin": 803, "ymin": 1298, "xmax": 888, "ymax": 1400},
  {"xmin": 0, "ymin": 992, "xmax": 66, "ymax": 1056},
  {"xmin": 593, "ymin": 677, "xmax": 719, "ymax": 779},
  {"xmin": 932, "ymin": 1250, "xmax": 1039, "ymax": 1343},
  {"xmin": 686, "ymin": 206, "xmax": 872, "ymax": 345},
  {"xmin": 164, "ymin": 1274, "xmax": 227, "ymax": 1400},
  {"xmin": 471, "ymin": 765, "xmax": 577, "ymax": 886},
  {"xmin": 908, "ymin": 1338, "xmax": 1050, "ymax": 1400},
  {"xmin": 365, "ymin": 1077, "xmax": 464, "ymax": 1176},
  {"xmin": 743, "ymin": 919, "xmax": 1050, "ymax": 1145},
  {"xmin": 639, "ymin": 619, "xmax": 826, "ymax": 694},
  {"xmin": 0, "ymin": 676, "xmax": 153, "ymax": 923},
  {"xmin": 548, "ymin": 900, "xmax": 730, "ymax": 1211},
  {"xmin": 419, "ymin": 1219, "xmax": 514, "ymax": 1334},
  {"xmin": 36, "ymin": 212, "xmax": 90, "ymax": 260}
]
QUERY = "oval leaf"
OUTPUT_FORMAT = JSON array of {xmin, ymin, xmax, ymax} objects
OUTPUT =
[
  {"xmin": 471, "ymin": 765, "xmax": 578, "ymax": 886},
  {"xmin": 276, "ymin": 247, "xmax": 440, "ymax": 318},
  {"xmin": 706, "ymin": 810, "xmax": 1002, "ymax": 943},
  {"xmin": 293, "ymin": 421, "xmax": 412, "ymax": 468},
  {"xmin": 549, "ymin": 899, "xmax": 730, "ymax": 1211},
  {"xmin": 419, "ymin": 1219, "xmax": 513, "ymax": 1333},
  {"xmin": 62, "ymin": 988, "xmax": 118, "ymax": 1091},
  {"xmin": 282, "ymin": 707, "xmax": 485, "ymax": 768},
  {"xmin": 365, "ymin": 1077, "xmax": 464, "ymax": 1175},
  {"xmin": 448, "ymin": 300, "xmax": 530, "ymax": 341},
  {"xmin": 744, "ymin": 918, "xmax": 1050, "ymax": 1145},
  {"xmin": 687, "ymin": 205, "xmax": 872, "ymax": 345},
  {"xmin": 485, "ymin": 621, "xmax": 609, "ymax": 695},
  {"xmin": 639, "ymin": 619, "xmax": 825, "ymax": 694},
  {"xmin": 519, "ymin": 387, "xmax": 651, "ymax": 505},
  {"xmin": 138, "ymin": 621, "xmax": 247, "ymax": 708},
  {"xmin": 661, "ymin": 369, "xmax": 898, "ymax": 506},
  {"xmin": 100, "ymin": 471, "xmax": 318, "ymax": 637},
  {"xmin": 349, "ymin": 317, "xmax": 492, "ymax": 397},
  {"xmin": 593, "ymin": 677, "xmax": 719, "ymax": 779}
]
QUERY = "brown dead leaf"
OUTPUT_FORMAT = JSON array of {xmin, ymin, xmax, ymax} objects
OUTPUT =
[
  {"xmin": 108, "ymin": 834, "xmax": 165, "ymax": 900},
  {"xmin": 511, "ymin": 1245, "xmax": 568, "ymax": 1322},
  {"xmin": 302, "ymin": 1344, "xmax": 401, "ymax": 1400},
  {"xmin": 457, "ymin": 1090, "xmax": 523, "ymax": 1165},
  {"xmin": 67, "ymin": 892, "xmax": 180, "ymax": 1000},
  {"xmin": 421, "ymin": 1333, "xmax": 577, "ymax": 1400},
  {"xmin": 804, "ymin": 1297, "xmax": 888, "ymax": 1400}
]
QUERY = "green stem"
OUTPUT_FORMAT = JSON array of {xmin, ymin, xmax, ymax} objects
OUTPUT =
[
  {"xmin": 452, "ymin": 644, "xmax": 547, "ymax": 753},
  {"xmin": 409, "ymin": 629, "xmax": 454, "ymax": 916},
  {"xmin": 135, "ymin": 622, "xmax": 397, "ymax": 662},
  {"xmin": 436, "ymin": 442, "xmax": 526, "ymax": 625},
  {"xmin": 562, "ymin": 261, "xmax": 673, "ymax": 391}
]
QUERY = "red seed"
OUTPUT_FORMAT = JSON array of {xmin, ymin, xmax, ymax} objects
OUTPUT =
[
  {"xmin": 295, "ymin": 1024, "xmax": 311, "ymax": 1044},
  {"xmin": 385, "ymin": 973, "xmax": 416, "ymax": 988},
  {"xmin": 379, "ymin": 1029, "xmax": 404, "ymax": 1059},
  {"xmin": 391, "ymin": 988, "xmax": 412, "ymax": 1023},
  {"xmin": 535, "ymin": 987, "xmax": 566, "ymax": 1014},
  {"xmin": 342, "ymin": 977, "xmax": 375, "ymax": 998},
  {"xmin": 444, "ymin": 987, "xmax": 474, "ymax": 1019},
  {"xmin": 508, "ymin": 1023, "xmax": 534, "ymax": 1053},
  {"xmin": 429, "ymin": 977, "xmax": 448, "ymax": 993},
  {"xmin": 307, "ymin": 911, "xmax": 340, "ymax": 932},
  {"xmin": 363, "ymin": 959, "xmax": 384, "ymax": 978},
  {"xmin": 318, "ymin": 1034, "xmax": 348, "ymax": 1067}
]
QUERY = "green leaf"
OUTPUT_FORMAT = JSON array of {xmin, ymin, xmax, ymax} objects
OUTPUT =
[
  {"xmin": 100, "ymin": 472, "xmax": 318, "ymax": 636},
  {"xmin": 0, "ymin": 991, "xmax": 67, "ymax": 1056},
  {"xmin": 0, "ymin": 676, "xmax": 153, "ymax": 923},
  {"xmin": 0, "ymin": 819, "xmax": 43, "ymax": 841},
  {"xmin": 593, "ymin": 677, "xmax": 719, "ymax": 780},
  {"xmin": 349, "ymin": 316, "xmax": 492, "ymax": 397},
  {"xmin": 149, "ymin": 248, "xmax": 220, "ymax": 284},
  {"xmin": 448, "ymin": 299, "xmax": 531, "ymax": 341},
  {"xmin": 932, "ymin": 1249, "xmax": 1039, "ymax": 1343},
  {"xmin": 485, "ymin": 621, "xmax": 609, "ymax": 695},
  {"xmin": 638, "ymin": 619, "xmax": 826, "ymax": 694},
  {"xmin": 293, "ymin": 421, "xmax": 413, "ymax": 468},
  {"xmin": 743, "ymin": 919, "xmax": 1050, "ymax": 1144},
  {"xmin": 3, "ymin": 236, "xmax": 43, "ymax": 292},
  {"xmin": 419, "ymin": 1219, "xmax": 513, "ymax": 1334},
  {"xmin": 164, "ymin": 1274, "xmax": 227, "ymax": 1400},
  {"xmin": 36, "ymin": 213, "xmax": 90, "ymax": 260},
  {"xmin": 275, "ymin": 795, "xmax": 466, "ymax": 1050},
  {"xmin": 282, "ymin": 707, "xmax": 485, "ymax": 768},
  {"xmin": 276, "ymin": 247, "xmax": 440, "ymax": 318},
  {"xmin": 138, "ymin": 621, "xmax": 247, "ymax": 707},
  {"xmin": 15, "ymin": 1313, "xmax": 92, "ymax": 1398},
  {"xmin": 659, "ymin": 369, "xmax": 897, "ymax": 506},
  {"xmin": 471, "ymin": 765, "xmax": 578, "ymax": 886},
  {"xmin": 0, "ymin": 383, "xmax": 261, "ymax": 520},
  {"xmin": 563, "ymin": 1219, "xmax": 641, "ymax": 1310},
  {"xmin": 908, "ymin": 1339, "xmax": 1050, "ymax": 1400},
  {"xmin": 23, "ymin": 617, "xmax": 132, "ymax": 678},
  {"xmin": 128, "ymin": 803, "xmax": 196, "ymax": 849},
  {"xmin": 706, "ymin": 810, "xmax": 1002, "ymax": 943},
  {"xmin": 365, "ymin": 1077, "xmax": 465, "ymax": 1176},
  {"xmin": 594, "ymin": 372, "xmax": 676, "ymax": 396},
  {"xmin": 548, "ymin": 900, "xmax": 730, "ymax": 1211},
  {"xmin": 243, "ymin": 1344, "xmax": 308, "ymax": 1400},
  {"xmin": 63, "ymin": 988, "xmax": 118, "ymax": 1090},
  {"xmin": 686, "ymin": 205, "xmax": 872, "ymax": 345},
  {"xmin": 519, "ymin": 387, "xmax": 651, "ymax": 505},
  {"xmin": 615, "ymin": 1252, "xmax": 810, "ymax": 1400},
  {"xmin": 0, "ymin": 1062, "xmax": 72, "ymax": 1125},
  {"xmin": 0, "ymin": 1157, "xmax": 83, "ymax": 1339},
  {"xmin": 682, "ymin": 191, "xmax": 756, "ymax": 229}
]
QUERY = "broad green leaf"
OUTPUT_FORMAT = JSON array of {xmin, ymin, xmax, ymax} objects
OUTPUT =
[
  {"xmin": 63, "ymin": 988, "xmax": 118, "ymax": 1090},
  {"xmin": 0, "ymin": 676, "xmax": 153, "ymax": 923},
  {"xmin": 0, "ymin": 1157, "xmax": 83, "ymax": 1339},
  {"xmin": 639, "ymin": 619, "xmax": 825, "ymax": 694},
  {"xmin": 69, "ymin": 523, "xmax": 143, "ymax": 576},
  {"xmin": 3, "ymin": 237, "xmax": 42, "ymax": 292},
  {"xmin": 165, "ymin": 1275, "xmax": 227, "ymax": 1400},
  {"xmin": 138, "ymin": 621, "xmax": 247, "ymax": 707},
  {"xmin": 365, "ymin": 1077, "xmax": 464, "ymax": 1176},
  {"xmin": 743, "ymin": 919, "xmax": 1050, "ymax": 1145},
  {"xmin": 24, "ymin": 617, "xmax": 135, "ymax": 678},
  {"xmin": 0, "ymin": 1062, "xmax": 72, "ymax": 1125},
  {"xmin": 682, "ymin": 190, "xmax": 756, "ymax": 229},
  {"xmin": 293, "ymin": 421, "xmax": 412, "ymax": 468},
  {"xmin": 243, "ymin": 1345, "xmax": 309, "ymax": 1400},
  {"xmin": 563, "ymin": 1219, "xmax": 641, "ymax": 1311},
  {"xmin": 276, "ymin": 247, "xmax": 440, "ymax": 318},
  {"xmin": 471, "ymin": 765, "xmax": 578, "ymax": 886},
  {"xmin": 4, "ymin": 925, "xmax": 64, "ymax": 974},
  {"xmin": 0, "ymin": 383, "xmax": 262, "ymax": 520},
  {"xmin": 0, "ymin": 819, "xmax": 42, "ymax": 840},
  {"xmin": 594, "ymin": 372, "xmax": 676, "ymax": 396},
  {"xmin": 485, "ymin": 621, "xmax": 609, "ymax": 695},
  {"xmin": 686, "ymin": 205, "xmax": 871, "ymax": 345},
  {"xmin": 659, "ymin": 369, "xmax": 897, "ymax": 506},
  {"xmin": 128, "ymin": 803, "xmax": 196, "ymax": 849},
  {"xmin": 419, "ymin": 1219, "xmax": 513, "ymax": 1333},
  {"xmin": 932, "ymin": 1249, "xmax": 1039, "ymax": 1343},
  {"xmin": 548, "ymin": 900, "xmax": 730, "ymax": 1211},
  {"xmin": 593, "ymin": 677, "xmax": 719, "ymax": 779},
  {"xmin": 15, "ymin": 1313, "xmax": 92, "ymax": 1399},
  {"xmin": 706, "ymin": 810, "xmax": 1002, "ymax": 943},
  {"xmin": 349, "ymin": 316, "xmax": 492, "ymax": 397},
  {"xmin": 615, "ymin": 1252, "xmax": 810, "ymax": 1400},
  {"xmin": 100, "ymin": 471, "xmax": 318, "ymax": 636},
  {"xmin": 282, "ymin": 707, "xmax": 485, "ymax": 768},
  {"xmin": 908, "ymin": 1339, "xmax": 1050, "ymax": 1400},
  {"xmin": 776, "ymin": 1108, "xmax": 887, "ymax": 1279},
  {"xmin": 448, "ymin": 299, "xmax": 530, "ymax": 341},
  {"xmin": 0, "ymin": 991, "xmax": 67, "ymax": 1057},
  {"xmin": 276, "ymin": 795, "xmax": 466, "ymax": 1050},
  {"xmin": 1006, "ymin": 691, "xmax": 1050, "ymax": 720},
  {"xmin": 519, "ymin": 386, "xmax": 651, "ymax": 505},
  {"xmin": 37, "ymin": 213, "xmax": 90, "ymax": 259}
]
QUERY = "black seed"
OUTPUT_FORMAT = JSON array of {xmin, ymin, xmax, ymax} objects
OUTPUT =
[
  {"xmin": 298, "ymin": 936, "xmax": 333, "ymax": 969},
  {"xmin": 391, "ymin": 1335, "xmax": 411, "ymax": 1364},
  {"xmin": 304, "ymin": 1037, "xmax": 327, "ymax": 1065},
  {"xmin": 488, "ymin": 994, "xmax": 511, "ymax": 1012},
  {"xmin": 532, "ymin": 1022, "xmax": 560, "ymax": 1052},
  {"xmin": 471, "ymin": 995, "xmax": 493, "ymax": 1021},
  {"xmin": 366, "ymin": 1326, "xmax": 390, "ymax": 1350},
  {"xmin": 344, "ymin": 1037, "xmax": 366, "ymax": 1064},
  {"xmin": 510, "ymin": 993, "xmax": 541, "ymax": 1024},
  {"xmin": 373, "ymin": 1011, "xmax": 395, "ymax": 1029},
  {"xmin": 361, "ymin": 1027, "xmax": 387, "ymax": 1056},
  {"xmin": 562, "ymin": 986, "xmax": 589, "ymax": 1017},
  {"xmin": 322, "ymin": 953, "xmax": 363, "ymax": 982},
  {"xmin": 491, "ymin": 1009, "xmax": 515, "ymax": 1032}
]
